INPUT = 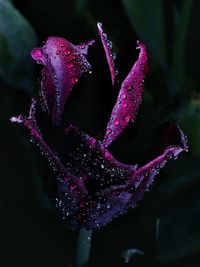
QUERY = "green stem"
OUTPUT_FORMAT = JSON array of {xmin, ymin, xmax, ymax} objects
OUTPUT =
[{"xmin": 75, "ymin": 229, "xmax": 92, "ymax": 267}]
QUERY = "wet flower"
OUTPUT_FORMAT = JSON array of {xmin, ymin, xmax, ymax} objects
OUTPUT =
[{"xmin": 11, "ymin": 23, "xmax": 188, "ymax": 229}]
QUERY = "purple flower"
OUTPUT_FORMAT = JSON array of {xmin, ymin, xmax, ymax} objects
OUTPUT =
[{"xmin": 11, "ymin": 23, "xmax": 188, "ymax": 229}]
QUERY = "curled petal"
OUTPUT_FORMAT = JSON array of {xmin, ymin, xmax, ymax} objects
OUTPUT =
[
  {"xmin": 69, "ymin": 125, "xmax": 187, "ymax": 229},
  {"xmin": 97, "ymin": 22, "xmax": 116, "ymax": 85},
  {"xmin": 31, "ymin": 37, "xmax": 93, "ymax": 125},
  {"xmin": 103, "ymin": 41, "xmax": 148, "ymax": 147},
  {"xmin": 62, "ymin": 125, "xmax": 138, "ymax": 189},
  {"xmin": 10, "ymin": 100, "xmax": 88, "ymax": 217},
  {"xmin": 126, "ymin": 124, "xmax": 188, "ymax": 204}
]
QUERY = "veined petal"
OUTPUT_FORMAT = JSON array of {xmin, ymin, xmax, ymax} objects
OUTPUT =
[
  {"xmin": 97, "ymin": 22, "xmax": 116, "ymax": 86},
  {"xmin": 103, "ymin": 41, "xmax": 148, "ymax": 147},
  {"xmin": 31, "ymin": 37, "xmax": 93, "ymax": 125}
]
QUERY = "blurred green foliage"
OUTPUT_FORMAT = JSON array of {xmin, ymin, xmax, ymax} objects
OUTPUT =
[
  {"xmin": 0, "ymin": 0, "xmax": 199, "ymax": 267},
  {"xmin": 0, "ymin": 0, "xmax": 37, "ymax": 90}
]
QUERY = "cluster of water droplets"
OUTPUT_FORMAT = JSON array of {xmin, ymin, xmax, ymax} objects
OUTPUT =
[
  {"xmin": 31, "ymin": 37, "xmax": 93, "ymax": 125},
  {"xmin": 97, "ymin": 22, "xmax": 117, "ymax": 85}
]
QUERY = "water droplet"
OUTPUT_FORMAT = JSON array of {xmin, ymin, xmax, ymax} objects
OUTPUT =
[
  {"xmin": 56, "ymin": 50, "xmax": 61, "ymax": 55},
  {"xmin": 104, "ymin": 151, "xmax": 111, "ymax": 159},
  {"xmin": 113, "ymin": 119, "xmax": 120, "ymax": 126},
  {"xmin": 106, "ymin": 128, "xmax": 112, "ymax": 134},
  {"xmin": 31, "ymin": 48, "xmax": 43, "ymax": 59},
  {"xmin": 120, "ymin": 93, "xmax": 127, "ymax": 100},
  {"xmin": 87, "ymin": 138, "xmax": 96, "ymax": 148},
  {"xmin": 71, "ymin": 77, "xmax": 78, "ymax": 84},
  {"xmin": 68, "ymin": 63, "xmax": 74, "ymax": 69},
  {"xmin": 36, "ymin": 59, "xmax": 43, "ymax": 64},
  {"xmin": 123, "ymin": 103, "xmax": 128, "ymax": 108},
  {"xmin": 165, "ymin": 150, "xmax": 175, "ymax": 160},
  {"xmin": 70, "ymin": 183, "xmax": 77, "ymax": 190},
  {"xmin": 123, "ymin": 115, "xmax": 131, "ymax": 123}
]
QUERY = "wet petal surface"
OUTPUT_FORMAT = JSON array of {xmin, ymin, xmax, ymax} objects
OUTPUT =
[
  {"xmin": 31, "ymin": 37, "xmax": 93, "ymax": 125},
  {"xmin": 103, "ymin": 41, "xmax": 148, "ymax": 147},
  {"xmin": 97, "ymin": 22, "xmax": 116, "ymax": 86}
]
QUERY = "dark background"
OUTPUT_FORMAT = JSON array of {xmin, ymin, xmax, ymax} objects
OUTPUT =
[{"xmin": 0, "ymin": 0, "xmax": 200, "ymax": 266}]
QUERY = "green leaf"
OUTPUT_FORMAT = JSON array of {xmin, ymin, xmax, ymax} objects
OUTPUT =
[
  {"xmin": 155, "ymin": 157, "xmax": 200, "ymax": 262},
  {"xmin": 172, "ymin": 0, "xmax": 193, "ymax": 83},
  {"xmin": 122, "ymin": 0, "xmax": 167, "ymax": 69},
  {"xmin": 133, "ymin": 156, "xmax": 200, "ymax": 263},
  {"xmin": 0, "ymin": 0, "xmax": 37, "ymax": 90}
]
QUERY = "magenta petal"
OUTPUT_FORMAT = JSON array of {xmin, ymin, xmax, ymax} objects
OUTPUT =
[
  {"xmin": 76, "ymin": 39, "xmax": 95, "ymax": 55},
  {"xmin": 31, "ymin": 37, "xmax": 93, "ymax": 125},
  {"xmin": 97, "ymin": 22, "xmax": 116, "ymax": 86},
  {"xmin": 10, "ymin": 100, "xmax": 88, "ymax": 207},
  {"xmin": 126, "ymin": 125, "xmax": 188, "ymax": 203},
  {"xmin": 103, "ymin": 41, "xmax": 148, "ymax": 147}
]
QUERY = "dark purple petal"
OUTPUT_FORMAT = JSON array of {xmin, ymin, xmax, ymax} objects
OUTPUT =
[
  {"xmin": 31, "ymin": 37, "xmax": 93, "ymax": 125},
  {"xmin": 10, "ymin": 100, "xmax": 88, "ymax": 218},
  {"xmin": 97, "ymin": 22, "xmax": 116, "ymax": 86},
  {"xmin": 126, "ymin": 125, "xmax": 188, "ymax": 203},
  {"xmin": 103, "ymin": 41, "xmax": 148, "ymax": 147},
  {"xmin": 61, "ymin": 125, "xmax": 138, "ymax": 190},
  {"xmin": 70, "ymin": 125, "xmax": 187, "ymax": 229},
  {"xmin": 11, "ymin": 102, "xmax": 188, "ymax": 229}
]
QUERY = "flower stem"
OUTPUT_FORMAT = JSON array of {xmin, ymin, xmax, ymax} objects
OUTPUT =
[{"xmin": 75, "ymin": 229, "xmax": 92, "ymax": 267}]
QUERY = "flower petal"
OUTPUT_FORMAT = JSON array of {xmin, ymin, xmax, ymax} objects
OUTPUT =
[
  {"xmin": 72, "ymin": 125, "xmax": 188, "ymax": 229},
  {"xmin": 97, "ymin": 22, "xmax": 116, "ymax": 86},
  {"xmin": 103, "ymin": 41, "xmax": 148, "ymax": 147},
  {"xmin": 31, "ymin": 37, "xmax": 93, "ymax": 125},
  {"xmin": 61, "ymin": 125, "xmax": 138, "ymax": 191},
  {"xmin": 76, "ymin": 39, "xmax": 95, "ymax": 55},
  {"xmin": 126, "ymin": 124, "xmax": 188, "ymax": 204},
  {"xmin": 10, "ymin": 99, "xmax": 88, "ymax": 218}
]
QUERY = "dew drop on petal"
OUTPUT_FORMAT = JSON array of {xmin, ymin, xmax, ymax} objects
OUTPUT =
[
  {"xmin": 36, "ymin": 59, "xmax": 43, "ymax": 64},
  {"xmin": 120, "ymin": 93, "xmax": 127, "ymax": 100},
  {"xmin": 123, "ymin": 102, "xmax": 128, "ymax": 108},
  {"xmin": 31, "ymin": 48, "xmax": 43, "ymax": 59},
  {"xmin": 113, "ymin": 119, "xmax": 120, "ymax": 126},
  {"xmin": 123, "ymin": 115, "xmax": 131, "ymax": 123},
  {"xmin": 106, "ymin": 128, "xmax": 112, "ymax": 134},
  {"xmin": 104, "ymin": 151, "xmax": 111, "ymax": 159},
  {"xmin": 69, "ymin": 183, "xmax": 77, "ymax": 190},
  {"xmin": 71, "ymin": 77, "xmax": 78, "ymax": 84}
]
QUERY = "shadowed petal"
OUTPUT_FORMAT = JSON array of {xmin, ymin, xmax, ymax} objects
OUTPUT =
[
  {"xmin": 103, "ymin": 41, "xmax": 148, "ymax": 147},
  {"xmin": 70, "ymin": 124, "xmax": 187, "ymax": 229},
  {"xmin": 97, "ymin": 22, "xmax": 116, "ymax": 86},
  {"xmin": 10, "ymin": 99, "xmax": 88, "ymax": 217},
  {"xmin": 31, "ymin": 37, "xmax": 93, "ymax": 125}
]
